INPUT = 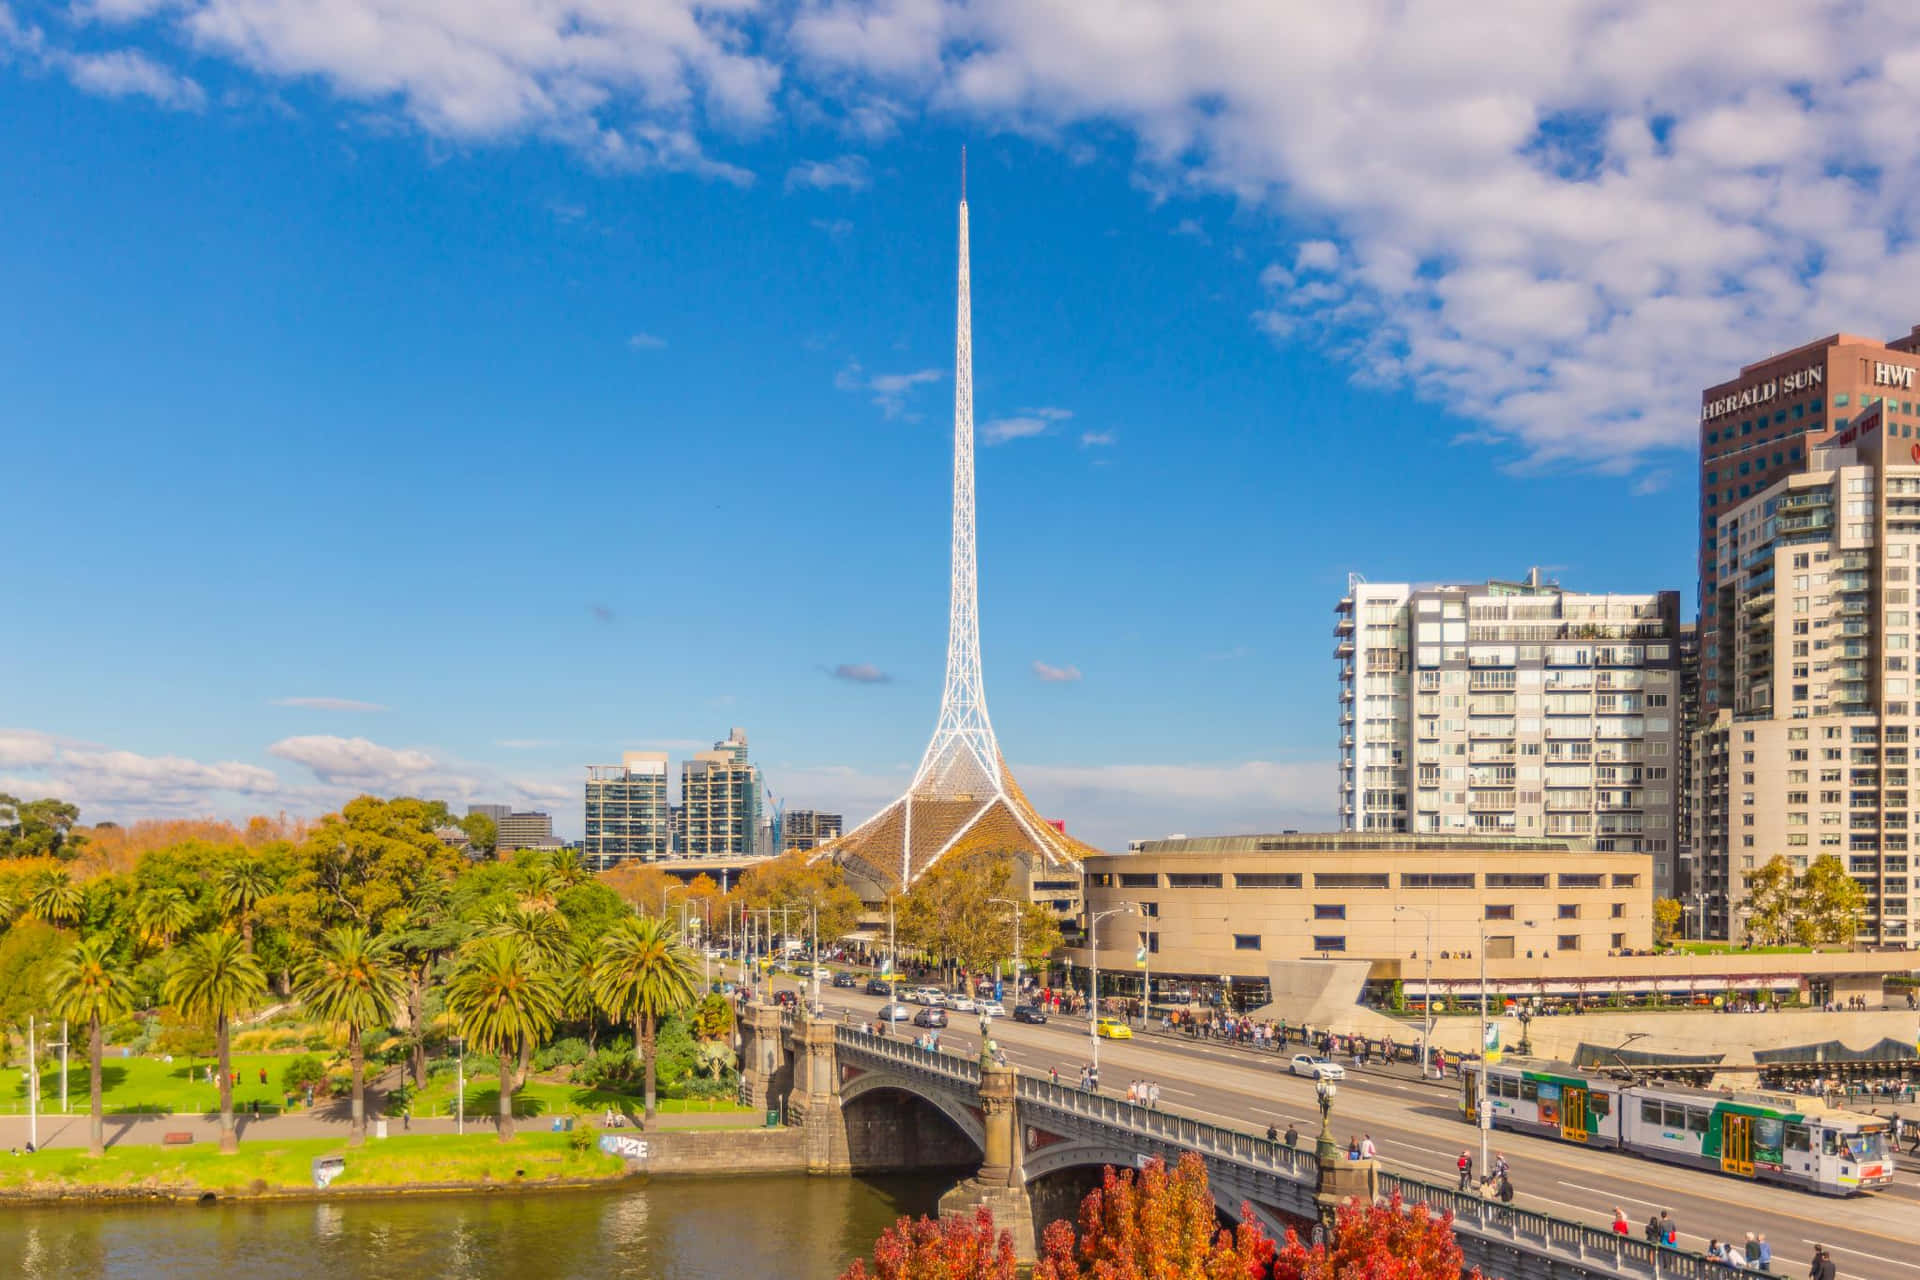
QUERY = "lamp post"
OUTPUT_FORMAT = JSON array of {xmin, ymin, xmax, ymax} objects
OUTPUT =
[
  {"xmin": 27, "ymin": 1015, "xmax": 37, "ymax": 1151},
  {"xmin": 988, "ymin": 896, "xmax": 1022, "ymax": 1006},
  {"xmin": 1477, "ymin": 916, "xmax": 1491, "ymax": 1185},
  {"xmin": 1314, "ymin": 1076, "xmax": 1338, "ymax": 1162},
  {"xmin": 809, "ymin": 899, "xmax": 822, "ymax": 1013},
  {"xmin": 1087, "ymin": 905, "xmax": 1138, "ymax": 1075},
  {"xmin": 1395, "ymin": 905, "xmax": 1435, "ymax": 1078},
  {"xmin": 453, "ymin": 1034, "xmax": 465, "ymax": 1136}
]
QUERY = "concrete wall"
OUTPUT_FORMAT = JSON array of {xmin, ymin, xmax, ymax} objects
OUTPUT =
[
  {"xmin": 842, "ymin": 1088, "xmax": 983, "ymax": 1174},
  {"xmin": 623, "ymin": 1127, "xmax": 807, "ymax": 1177}
]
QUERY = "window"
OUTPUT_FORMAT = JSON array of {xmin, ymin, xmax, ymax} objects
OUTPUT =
[
  {"xmin": 1642, "ymin": 1100, "xmax": 1663, "ymax": 1126},
  {"xmin": 1611, "ymin": 933, "xmax": 1625, "ymax": 950},
  {"xmin": 1118, "ymin": 873, "xmax": 1158, "ymax": 889},
  {"xmin": 1611, "ymin": 902, "xmax": 1626, "ymax": 919},
  {"xmin": 1786, "ymin": 1125, "xmax": 1811, "ymax": 1153},
  {"xmin": 1236, "ymin": 873, "xmax": 1302, "ymax": 889},
  {"xmin": 1233, "ymin": 934, "xmax": 1262, "ymax": 951},
  {"xmin": 1485, "ymin": 904, "xmax": 1515, "ymax": 920},
  {"xmin": 1557, "ymin": 934, "xmax": 1580, "ymax": 951},
  {"xmin": 1314, "ymin": 904, "xmax": 1346, "ymax": 920},
  {"xmin": 1402, "ymin": 872, "xmax": 1475, "ymax": 889},
  {"xmin": 1137, "ymin": 901, "xmax": 1159, "ymax": 918},
  {"xmin": 1687, "ymin": 1109, "xmax": 1709, "ymax": 1135},
  {"xmin": 1521, "ymin": 1079, "xmax": 1539, "ymax": 1103},
  {"xmin": 1612, "ymin": 873, "xmax": 1641, "ymax": 888},
  {"xmin": 1558, "ymin": 903, "xmax": 1580, "ymax": 919},
  {"xmin": 1315, "ymin": 873, "xmax": 1390, "ymax": 889},
  {"xmin": 1558, "ymin": 873, "xmax": 1603, "ymax": 888},
  {"xmin": 1485, "ymin": 872, "xmax": 1549, "ymax": 888},
  {"xmin": 1311, "ymin": 935, "xmax": 1346, "ymax": 953},
  {"xmin": 1164, "ymin": 873, "xmax": 1223, "ymax": 889},
  {"xmin": 1664, "ymin": 1103, "xmax": 1690, "ymax": 1129}
]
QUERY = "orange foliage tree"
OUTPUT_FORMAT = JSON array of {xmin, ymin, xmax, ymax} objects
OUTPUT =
[
  {"xmin": 839, "ymin": 1207, "xmax": 1018, "ymax": 1280},
  {"xmin": 1035, "ymin": 1153, "xmax": 1273, "ymax": 1280},
  {"xmin": 1270, "ymin": 1192, "xmax": 1476, "ymax": 1280}
]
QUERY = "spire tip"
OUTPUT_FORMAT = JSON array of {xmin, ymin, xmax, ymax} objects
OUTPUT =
[{"xmin": 961, "ymin": 145, "xmax": 967, "ymax": 203}]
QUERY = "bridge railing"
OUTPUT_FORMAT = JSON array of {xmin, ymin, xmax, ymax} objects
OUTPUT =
[
  {"xmin": 1376, "ymin": 1171, "xmax": 1750, "ymax": 1280},
  {"xmin": 1014, "ymin": 1076, "xmax": 1319, "ymax": 1180},
  {"xmin": 835, "ymin": 1026, "xmax": 983, "ymax": 1085}
]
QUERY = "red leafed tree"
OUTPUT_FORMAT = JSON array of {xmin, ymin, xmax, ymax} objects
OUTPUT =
[
  {"xmin": 1034, "ymin": 1153, "xmax": 1274, "ymax": 1280},
  {"xmin": 1270, "ymin": 1192, "xmax": 1478, "ymax": 1280},
  {"xmin": 839, "ymin": 1206, "xmax": 1019, "ymax": 1280}
]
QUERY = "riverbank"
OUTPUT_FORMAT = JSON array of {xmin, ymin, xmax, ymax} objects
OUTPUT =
[{"xmin": 0, "ymin": 1132, "xmax": 631, "ymax": 1204}]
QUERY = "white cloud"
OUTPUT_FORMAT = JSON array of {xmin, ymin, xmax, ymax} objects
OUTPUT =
[
  {"xmin": 628, "ymin": 332, "xmax": 667, "ymax": 349},
  {"xmin": 1293, "ymin": 240, "xmax": 1339, "ymax": 274},
  {"xmin": 981, "ymin": 415, "xmax": 1048, "ymax": 444},
  {"xmin": 271, "ymin": 696, "xmax": 388, "ymax": 712},
  {"xmin": 1, "ymin": 728, "xmax": 294, "ymax": 820},
  {"xmin": 836, "ymin": 360, "xmax": 943, "ymax": 417},
  {"xmin": 1030, "ymin": 660, "xmax": 1082, "ymax": 682},
  {"xmin": 1079, "ymin": 429, "xmax": 1115, "ymax": 447},
  {"xmin": 64, "ymin": 48, "xmax": 206, "ymax": 110},
  {"xmin": 811, "ymin": 216, "xmax": 854, "ymax": 237},
  {"xmin": 786, "ymin": 153, "xmax": 871, "ymax": 191},
  {"xmin": 268, "ymin": 735, "xmax": 435, "ymax": 784},
  {"xmin": 1630, "ymin": 468, "xmax": 1671, "ymax": 496},
  {"xmin": 0, "ymin": 729, "xmax": 59, "ymax": 769},
  {"xmin": 829, "ymin": 662, "xmax": 893, "ymax": 684}
]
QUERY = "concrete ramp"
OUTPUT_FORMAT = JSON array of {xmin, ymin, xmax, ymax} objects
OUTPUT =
[{"xmin": 1253, "ymin": 959, "xmax": 1410, "ymax": 1039}]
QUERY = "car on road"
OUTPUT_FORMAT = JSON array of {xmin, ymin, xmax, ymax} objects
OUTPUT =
[
  {"xmin": 908, "ymin": 986, "xmax": 946, "ymax": 1006},
  {"xmin": 913, "ymin": 1007, "xmax": 949, "ymax": 1028},
  {"xmin": 865, "ymin": 978, "xmax": 894, "ymax": 996},
  {"xmin": 810, "ymin": 966, "xmax": 832, "ymax": 979},
  {"xmin": 1094, "ymin": 1017, "xmax": 1132, "ymax": 1040},
  {"xmin": 772, "ymin": 989, "xmax": 798, "ymax": 1008},
  {"xmin": 1012, "ymin": 1004, "xmax": 1048, "ymax": 1024},
  {"xmin": 977, "ymin": 1001, "xmax": 1005, "ymax": 1019},
  {"xmin": 946, "ymin": 994, "xmax": 976, "ymax": 1013},
  {"xmin": 1288, "ymin": 1055, "xmax": 1345, "ymax": 1081},
  {"xmin": 832, "ymin": 972, "xmax": 859, "ymax": 988},
  {"xmin": 876, "ymin": 1002, "xmax": 915, "ymax": 1022}
]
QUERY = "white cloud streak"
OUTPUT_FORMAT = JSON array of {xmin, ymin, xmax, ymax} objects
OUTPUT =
[
  {"xmin": 835, "ymin": 359, "xmax": 943, "ymax": 417},
  {"xmin": 1030, "ymin": 660, "xmax": 1082, "ymax": 683},
  {"xmin": 272, "ymin": 696, "xmax": 388, "ymax": 712},
  {"xmin": 786, "ymin": 153, "xmax": 871, "ymax": 190}
]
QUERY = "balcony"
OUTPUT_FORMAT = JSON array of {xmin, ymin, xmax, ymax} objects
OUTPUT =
[
  {"xmin": 1834, "ymin": 682, "xmax": 1871, "ymax": 706},
  {"xmin": 1838, "ymin": 599, "xmax": 1870, "ymax": 617},
  {"xmin": 1841, "ymin": 552, "xmax": 1871, "ymax": 570},
  {"xmin": 1334, "ymin": 614, "xmax": 1354, "ymax": 635},
  {"xmin": 1334, "ymin": 638, "xmax": 1354, "ymax": 658}
]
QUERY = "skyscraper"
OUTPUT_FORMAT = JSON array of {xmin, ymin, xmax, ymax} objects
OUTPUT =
[
  {"xmin": 584, "ymin": 751, "xmax": 671, "ymax": 870},
  {"xmin": 1695, "ymin": 404, "xmax": 1919, "ymax": 944},
  {"xmin": 681, "ymin": 730, "xmax": 764, "ymax": 858},
  {"xmin": 782, "ymin": 809, "xmax": 843, "ymax": 852},
  {"xmin": 1337, "ymin": 571, "xmax": 1684, "ymax": 898},
  {"xmin": 496, "ymin": 810, "xmax": 558, "ymax": 854}
]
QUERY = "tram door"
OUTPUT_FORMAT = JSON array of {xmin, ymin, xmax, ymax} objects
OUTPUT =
[
  {"xmin": 1721, "ymin": 1114, "xmax": 1755, "ymax": 1177},
  {"xmin": 1561, "ymin": 1087, "xmax": 1589, "ymax": 1142},
  {"xmin": 1463, "ymin": 1071, "xmax": 1481, "ymax": 1124}
]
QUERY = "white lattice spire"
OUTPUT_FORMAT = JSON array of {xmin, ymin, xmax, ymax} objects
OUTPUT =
[{"xmin": 908, "ymin": 158, "xmax": 1005, "ymax": 808}]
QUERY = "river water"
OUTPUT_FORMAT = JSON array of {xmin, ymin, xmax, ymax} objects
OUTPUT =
[{"xmin": 0, "ymin": 1175, "xmax": 950, "ymax": 1279}]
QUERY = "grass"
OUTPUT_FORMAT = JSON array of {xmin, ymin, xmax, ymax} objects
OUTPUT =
[
  {"xmin": 1667, "ymin": 942, "xmax": 1815, "ymax": 956},
  {"xmin": 1, "ymin": 1053, "xmax": 314, "ymax": 1117},
  {"xmin": 0, "ymin": 1131, "xmax": 625, "ymax": 1194}
]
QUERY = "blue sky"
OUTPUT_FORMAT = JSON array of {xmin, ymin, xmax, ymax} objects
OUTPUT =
[{"xmin": 5, "ymin": 2, "xmax": 1917, "ymax": 848}]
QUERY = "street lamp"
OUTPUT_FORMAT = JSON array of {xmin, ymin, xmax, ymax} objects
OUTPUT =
[
  {"xmin": 452, "ymin": 1034, "xmax": 465, "ymax": 1136},
  {"xmin": 1314, "ymin": 1076, "xmax": 1338, "ymax": 1161},
  {"xmin": 1087, "ymin": 904, "xmax": 1139, "ymax": 1076},
  {"xmin": 988, "ymin": 896, "xmax": 1023, "ymax": 1007},
  {"xmin": 1395, "ymin": 905, "xmax": 1435, "ymax": 1079}
]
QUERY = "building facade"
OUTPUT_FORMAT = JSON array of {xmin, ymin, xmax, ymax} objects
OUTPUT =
[
  {"xmin": 1337, "ymin": 572, "xmax": 1684, "ymax": 898},
  {"xmin": 682, "ymin": 729, "xmax": 764, "ymax": 858},
  {"xmin": 584, "ymin": 751, "xmax": 671, "ymax": 869},
  {"xmin": 1072, "ymin": 833, "xmax": 1653, "ymax": 1004},
  {"xmin": 1694, "ymin": 405, "xmax": 1920, "ymax": 945},
  {"xmin": 466, "ymin": 803, "xmax": 511, "ymax": 825},
  {"xmin": 1697, "ymin": 328, "xmax": 1920, "ymax": 717},
  {"xmin": 496, "ymin": 810, "xmax": 557, "ymax": 853},
  {"xmin": 782, "ymin": 809, "xmax": 844, "ymax": 852}
]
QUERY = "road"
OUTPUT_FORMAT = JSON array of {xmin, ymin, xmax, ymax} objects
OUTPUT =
[{"xmin": 787, "ymin": 976, "xmax": 1919, "ymax": 1280}]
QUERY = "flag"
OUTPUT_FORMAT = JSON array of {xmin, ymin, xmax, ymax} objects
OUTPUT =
[
  {"xmin": 1484, "ymin": 1021, "xmax": 1503, "ymax": 1065},
  {"xmin": 880, "ymin": 957, "xmax": 894, "ymax": 978},
  {"xmin": 1135, "ymin": 946, "xmax": 1148, "ymax": 970}
]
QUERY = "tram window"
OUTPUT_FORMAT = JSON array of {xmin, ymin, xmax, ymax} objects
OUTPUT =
[
  {"xmin": 1786, "ymin": 1125, "xmax": 1810, "ymax": 1152},
  {"xmin": 1822, "ymin": 1130, "xmax": 1840, "ymax": 1156},
  {"xmin": 1590, "ymin": 1093, "xmax": 1610, "ymax": 1117},
  {"xmin": 1642, "ymin": 1101, "xmax": 1663, "ymax": 1125},
  {"xmin": 1687, "ymin": 1109, "xmax": 1708, "ymax": 1135},
  {"xmin": 1500, "ymin": 1077, "xmax": 1521, "ymax": 1100},
  {"xmin": 1521, "ymin": 1080, "xmax": 1539, "ymax": 1103},
  {"xmin": 1664, "ymin": 1103, "xmax": 1690, "ymax": 1129}
]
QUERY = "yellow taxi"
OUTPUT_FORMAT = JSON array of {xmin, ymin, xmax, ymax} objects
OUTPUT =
[{"xmin": 1094, "ymin": 1017, "xmax": 1133, "ymax": 1040}]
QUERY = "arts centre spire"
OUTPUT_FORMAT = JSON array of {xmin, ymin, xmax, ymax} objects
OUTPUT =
[{"xmin": 819, "ymin": 158, "xmax": 1097, "ymax": 895}]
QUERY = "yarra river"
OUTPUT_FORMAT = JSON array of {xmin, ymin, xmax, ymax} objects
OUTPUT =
[{"xmin": 0, "ymin": 1174, "xmax": 950, "ymax": 1279}]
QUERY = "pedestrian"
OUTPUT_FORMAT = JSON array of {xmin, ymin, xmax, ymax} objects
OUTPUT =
[
  {"xmin": 1612, "ymin": 1207, "xmax": 1629, "ymax": 1236},
  {"xmin": 1809, "ymin": 1245, "xmax": 1836, "ymax": 1280},
  {"xmin": 1757, "ymin": 1234, "xmax": 1772, "ymax": 1273},
  {"xmin": 1744, "ymin": 1233, "xmax": 1761, "ymax": 1269},
  {"xmin": 1127, "ymin": 1080, "xmax": 1139, "ymax": 1105},
  {"xmin": 1360, "ymin": 1133, "xmax": 1376, "ymax": 1160},
  {"xmin": 1284, "ymin": 1123, "xmax": 1298, "ymax": 1148},
  {"xmin": 1266, "ymin": 1123, "xmax": 1279, "ymax": 1143},
  {"xmin": 1346, "ymin": 1134, "xmax": 1360, "ymax": 1160},
  {"xmin": 402, "ymin": 1103, "xmax": 411, "ymax": 1132},
  {"xmin": 1148, "ymin": 1081, "xmax": 1161, "ymax": 1111},
  {"xmin": 1457, "ymin": 1150, "xmax": 1474, "ymax": 1191},
  {"xmin": 1643, "ymin": 1213, "xmax": 1662, "ymax": 1245},
  {"xmin": 1049, "ymin": 1066, "xmax": 1058, "ymax": 1086},
  {"xmin": 1496, "ymin": 1172, "xmax": 1514, "ymax": 1205}
]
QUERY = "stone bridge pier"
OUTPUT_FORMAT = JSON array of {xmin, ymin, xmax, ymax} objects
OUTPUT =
[{"xmin": 935, "ymin": 1061, "xmax": 1037, "ymax": 1258}]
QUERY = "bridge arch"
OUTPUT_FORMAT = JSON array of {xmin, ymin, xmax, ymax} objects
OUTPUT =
[
  {"xmin": 839, "ymin": 1069, "xmax": 988, "ymax": 1158},
  {"xmin": 1021, "ymin": 1141, "xmax": 1293, "ymax": 1240}
]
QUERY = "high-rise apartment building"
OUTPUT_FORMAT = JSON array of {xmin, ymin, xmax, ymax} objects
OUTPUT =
[
  {"xmin": 1694, "ymin": 404, "xmax": 1919, "ymax": 945},
  {"xmin": 1697, "ymin": 328, "xmax": 1920, "ymax": 715},
  {"xmin": 682, "ymin": 729, "xmax": 764, "ymax": 858},
  {"xmin": 496, "ymin": 810, "xmax": 558, "ymax": 853},
  {"xmin": 1337, "ymin": 572, "xmax": 1684, "ymax": 897},
  {"xmin": 584, "ymin": 752, "xmax": 671, "ymax": 870},
  {"xmin": 782, "ymin": 809, "xmax": 843, "ymax": 852},
  {"xmin": 466, "ymin": 803, "xmax": 511, "ymax": 825}
]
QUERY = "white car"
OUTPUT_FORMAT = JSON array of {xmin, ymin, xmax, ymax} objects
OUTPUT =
[
  {"xmin": 810, "ymin": 966, "xmax": 831, "ymax": 979},
  {"xmin": 877, "ymin": 1002, "xmax": 915, "ymax": 1021},
  {"xmin": 908, "ymin": 986, "xmax": 946, "ymax": 1006},
  {"xmin": 946, "ymin": 994, "xmax": 977, "ymax": 1013},
  {"xmin": 1289, "ymin": 1054, "xmax": 1346, "ymax": 1081},
  {"xmin": 977, "ymin": 1001, "xmax": 1006, "ymax": 1019}
]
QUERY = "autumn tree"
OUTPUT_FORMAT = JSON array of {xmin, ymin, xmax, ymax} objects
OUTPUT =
[
  {"xmin": 1651, "ymin": 897, "xmax": 1683, "ymax": 945},
  {"xmin": 1742, "ymin": 856, "xmax": 1797, "ymax": 946},
  {"xmin": 287, "ymin": 796, "xmax": 466, "ymax": 937},
  {"xmin": 1035, "ymin": 1153, "xmax": 1273, "ymax": 1280},
  {"xmin": 897, "ymin": 850, "xmax": 1059, "ymax": 978},
  {"xmin": 840, "ymin": 1207, "xmax": 1018, "ymax": 1280},
  {"xmin": 735, "ymin": 850, "xmax": 865, "ymax": 944},
  {"xmin": 600, "ymin": 861, "xmax": 683, "ymax": 915},
  {"xmin": 1270, "ymin": 1192, "xmax": 1478, "ymax": 1280},
  {"xmin": 1796, "ymin": 855, "xmax": 1867, "ymax": 945}
]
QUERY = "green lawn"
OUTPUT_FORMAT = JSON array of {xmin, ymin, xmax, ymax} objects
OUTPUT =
[
  {"xmin": 1, "ymin": 1053, "xmax": 316, "ymax": 1117},
  {"xmin": 0, "ymin": 1131, "xmax": 623, "ymax": 1193},
  {"xmin": 1667, "ymin": 942, "xmax": 1815, "ymax": 956},
  {"xmin": 402, "ymin": 1074, "xmax": 751, "ymax": 1120}
]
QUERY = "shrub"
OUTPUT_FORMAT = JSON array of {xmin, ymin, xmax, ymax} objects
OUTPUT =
[
  {"xmin": 537, "ymin": 1037, "xmax": 591, "ymax": 1072},
  {"xmin": 568, "ymin": 1121, "xmax": 600, "ymax": 1153},
  {"xmin": 281, "ymin": 1054, "xmax": 327, "ymax": 1096}
]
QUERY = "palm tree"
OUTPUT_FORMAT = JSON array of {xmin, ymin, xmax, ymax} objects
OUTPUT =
[
  {"xmin": 591, "ymin": 915, "xmax": 699, "ymax": 1121},
  {"xmin": 164, "ymin": 931, "xmax": 267, "ymax": 1153},
  {"xmin": 489, "ymin": 900, "xmax": 571, "ymax": 968},
  {"xmin": 46, "ymin": 934, "xmax": 135, "ymax": 1156},
  {"xmin": 445, "ymin": 935, "xmax": 560, "ymax": 1142},
  {"xmin": 295, "ymin": 926, "xmax": 404, "ymax": 1146},
  {"xmin": 215, "ymin": 856, "xmax": 275, "ymax": 951},
  {"xmin": 25, "ymin": 868, "xmax": 84, "ymax": 927},
  {"xmin": 135, "ymin": 886, "xmax": 195, "ymax": 953},
  {"xmin": 515, "ymin": 863, "xmax": 568, "ymax": 911},
  {"xmin": 547, "ymin": 849, "xmax": 588, "ymax": 888}
]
